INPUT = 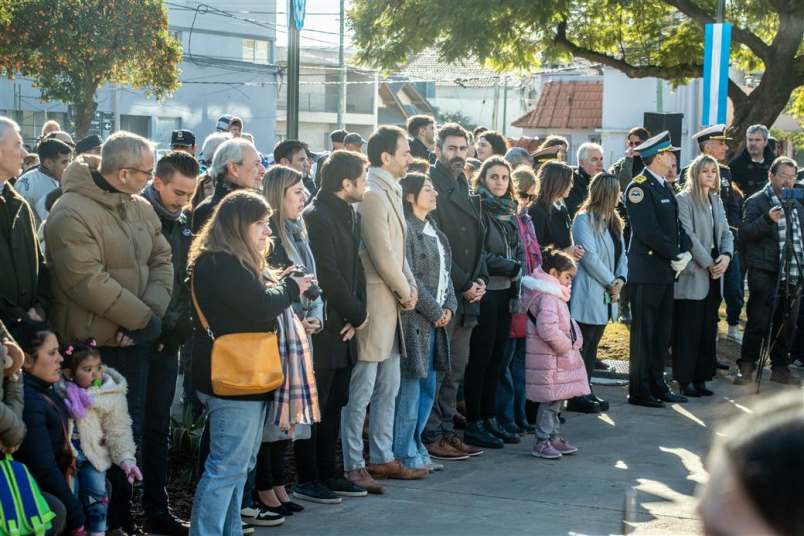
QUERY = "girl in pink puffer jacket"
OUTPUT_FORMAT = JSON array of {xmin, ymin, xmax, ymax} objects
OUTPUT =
[{"xmin": 523, "ymin": 248, "xmax": 590, "ymax": 460}]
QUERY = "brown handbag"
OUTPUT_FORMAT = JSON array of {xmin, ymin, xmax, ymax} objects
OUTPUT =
[{"xmin": 191, "ymin": 279, "xmax": 284, "ymax": 397}]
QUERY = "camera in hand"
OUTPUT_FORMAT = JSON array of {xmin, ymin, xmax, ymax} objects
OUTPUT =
[
  {"xmin": 781, "ymin": 187, "xmax": 804, "ymax": 202},
  {"xmin": 290, "ymin": 265, "xmax": 322, "ymax": 300}
]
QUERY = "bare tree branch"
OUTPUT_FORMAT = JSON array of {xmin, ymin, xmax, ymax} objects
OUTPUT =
[
  {"xmin": 661, "ymin": 0, "xmax": 772, "ymax": 62},
  {"xmin": 553, "ymin": 21, "xmax": 701, "ymax": 80}
]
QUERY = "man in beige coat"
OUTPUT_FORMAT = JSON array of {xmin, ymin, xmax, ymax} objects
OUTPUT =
[
  {"xmin": 342, "ymin": 126, "xmax": 426, "ymax": 493},
  {"xmin": 44, "ymin": 131, "xmax": 173, "ymax": 532}
]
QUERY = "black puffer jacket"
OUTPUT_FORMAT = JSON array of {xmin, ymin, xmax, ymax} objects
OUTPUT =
[
  {"xmin": 154, "ymin": 210, "xmax": 193, "ymax": 354},
  {"xmin": 729, "ymin": 147, "xmax": 775, "ymax": 199}
]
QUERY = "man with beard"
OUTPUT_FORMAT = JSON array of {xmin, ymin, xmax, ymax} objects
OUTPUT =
[{"xmin": 422, "ymin": 123, "xmax": 487, "ymax": 461}]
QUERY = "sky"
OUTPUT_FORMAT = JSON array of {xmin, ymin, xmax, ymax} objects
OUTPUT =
[{"xmin": 277, "ymin": 0, "xmax": 353, "ymax": 48}]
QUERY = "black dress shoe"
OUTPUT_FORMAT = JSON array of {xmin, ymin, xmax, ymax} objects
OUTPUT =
[
  {"xmin": 484, "ymin": 418, "xmax": 520, "ymax": 444},
  {"xmin": 516, "ymin": 420, "xmax": 536, "ymax": 433},
  {"xmin": 463, "ymin": 421, "xmax": 504, "ymax": 449},
  {"xmin": 628, "ymin": 395, "xmax": 665, "ymax": 408},
  {"xmin": 716, "ymin": 360, "xmax": 730, "ymax": 370},
  {"xmin": 681, "ymin": 384, "xmax": 702, "ymax": 397},
  {"xmin": 656, "ymin": 392, "xmax": 688, "ymax": 403},
  {"xmin": 566, "ymin": 396, "xmax": 601, "ymax": 414},
  {"xmin": 591, "ymin": 394, "xmax": 610, "ymax": 412},
  {"xmin": 693, "ymin": 382, "xmax": 714, "ymax": 396}
]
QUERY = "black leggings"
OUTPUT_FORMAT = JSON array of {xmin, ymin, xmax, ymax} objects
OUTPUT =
[
  {"xmin": 464, "ymin": 289, "xmax": 512, "ymax": 422},
  {"xmin": 255, "ymin": 440, "xmax": 289, "ymax": 491},
  {"xmin": 577, "ymin": 322, "xmax": 607, "ymax": 388}
]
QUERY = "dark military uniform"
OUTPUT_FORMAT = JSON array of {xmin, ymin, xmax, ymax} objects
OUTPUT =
[{"xmin": 625, "ymin": 167, "xmax": 691, "ymax": 404}]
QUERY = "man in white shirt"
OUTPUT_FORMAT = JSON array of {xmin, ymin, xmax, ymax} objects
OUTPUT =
[{"xmin": 15, "ymin": 138, "xmax": 72, "ymax": 224}]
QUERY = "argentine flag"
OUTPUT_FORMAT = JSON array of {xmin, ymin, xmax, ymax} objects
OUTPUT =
[{"xmin": 702, "ymin": 23, "xmax": 732, "ymax": 126}]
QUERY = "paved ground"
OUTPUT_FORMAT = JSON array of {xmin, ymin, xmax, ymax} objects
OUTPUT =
[{"xmin": 256, "ymin": 366, "xmax": 801, "ymax": 536}]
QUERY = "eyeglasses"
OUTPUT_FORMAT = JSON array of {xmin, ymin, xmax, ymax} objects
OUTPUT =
[{"xmin": 122, "ymin": 167, "xmax": 155, "ymax": 180}]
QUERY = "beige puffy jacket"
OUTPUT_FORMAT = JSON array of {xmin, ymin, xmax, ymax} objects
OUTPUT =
[
  {"xmin": 44, "ymin": 157, "xmax": 173, "ymax": 346},
  {"xmin": 54, "ymin": 367, "xmax": 136, "ymax": 472}
]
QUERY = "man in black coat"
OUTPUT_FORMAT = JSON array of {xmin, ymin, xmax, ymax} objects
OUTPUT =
[
  {"xmin": 423, "ymin": 123, "xmax": 488, "ymax": 458},
  {"xmin": 0, "ymin": 117, "xmax": 49, "ymax": 331},
  {"xmin": 624, "ymin": 131, "xmax": 692, "ymax": 408},
  {"xmin": 567, "ymin": 142, "xmax": 604, "ymax": 218},
  {"xmin": 729, "ymin": 124, "xmax": 774, "ymax": 199},
  {"xmin": 736, "ymin": 156, "xmax": 804, "ymax": 386},
  {"xmin": 140, "ymin": 151, "xmax": 198, "ymax": 534},
  {"xmin": 299, "ymin": 150, "xmax": 371, "ymax": 499},
  {"xmin": 407, "ymin": 115, "xmax": 436, "ymax": 164},
  {"xmin": 191, "ymin": 138, "xmax": 265, "ymax": 233}
]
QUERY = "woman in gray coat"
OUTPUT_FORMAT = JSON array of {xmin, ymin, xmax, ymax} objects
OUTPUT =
[
  {"xmin": 569, "ymin": 173, "xmax": 627, "ymax": 413},
  {"xmin": 673, "ymin": 154, "xmax": 734, "ymax": 397},
  {"xmin": 393, "ymin": 173, "xmax": 457, "ymax": 471}
]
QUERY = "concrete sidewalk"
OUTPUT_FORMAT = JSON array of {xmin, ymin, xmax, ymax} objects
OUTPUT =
[{"xmin": 257, "ymin": 371, "xmax": 799, "ymax": 536}]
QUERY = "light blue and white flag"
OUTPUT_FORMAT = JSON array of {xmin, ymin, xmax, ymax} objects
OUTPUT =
[{"xmin": 702, "ymin": 23, "xmax": 732, "ymax": 126}]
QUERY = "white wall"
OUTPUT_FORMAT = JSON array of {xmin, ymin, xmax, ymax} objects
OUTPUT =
[
  {"xmin": 431, "ymin": 85, "xmax": 526, "ymax": 137},
  {"xmin": 599, "ymin": 68, "xmax": 702, "ymax": 168}
]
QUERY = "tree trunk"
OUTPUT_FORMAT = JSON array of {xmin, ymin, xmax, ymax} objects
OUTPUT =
[
  {"xmin": 73, "ymin": 97, "xmax": 97, "ymax": 139},
  {"xmin": 729, "ymin": 78, "xmax": 793, "ymax": 154}
]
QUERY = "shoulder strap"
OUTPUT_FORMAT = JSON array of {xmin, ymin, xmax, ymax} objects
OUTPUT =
[
  {"xmin": 527, "ymin": 309, "xmax": 538, "ymax": 326},
  {"xmin": 190, "ymin": 277, "xmax": 215, "ymax": 340}
]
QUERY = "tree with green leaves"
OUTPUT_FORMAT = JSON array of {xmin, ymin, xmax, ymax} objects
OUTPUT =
[
  {"xmin": 350, "ymin": 0, "xmax": 804, "ymax": 145},
  {"xmin": 0, "ymin": 0, "xmax": 182, "ymax": 137}
]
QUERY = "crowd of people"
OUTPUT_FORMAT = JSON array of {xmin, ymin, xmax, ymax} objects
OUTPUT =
[{"xmin": 0, "ymin": 109, "xmax": 801, "ymax": 536}]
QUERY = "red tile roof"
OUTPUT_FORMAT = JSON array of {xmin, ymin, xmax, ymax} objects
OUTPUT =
[{"xmin": 512, "ymin": 80, "xmax": 602, "ymax": 129}]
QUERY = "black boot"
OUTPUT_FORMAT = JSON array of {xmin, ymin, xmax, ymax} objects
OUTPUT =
[
  {"xmin": 463, "ymin": 421, "xmax": 504, "ymax": 449},
  {"xmin": 484, "ymin": 418, "xmax": 520, "ymax": 444},
  {"xmin": 681, "ymin": 383, "xmax": 703, "ymax": 397}
]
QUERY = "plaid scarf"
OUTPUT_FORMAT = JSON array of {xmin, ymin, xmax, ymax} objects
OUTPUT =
[
  {"xmin": 269, "ymin": 307, "xmax": 321, "ymax": 433},
  {"xmin": 764, "ymin": 184, "xmax": 803, "ymax": 281}
]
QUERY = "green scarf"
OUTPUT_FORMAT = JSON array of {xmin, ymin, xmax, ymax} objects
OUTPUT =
[{"xmin": 476, "ymin": 184, "xmax": 516, "ymax": 222}]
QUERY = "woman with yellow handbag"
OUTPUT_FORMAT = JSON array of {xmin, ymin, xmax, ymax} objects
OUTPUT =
[{"xmin": 187, "ymin": 191, "xmax": 312, "ymax": 536}]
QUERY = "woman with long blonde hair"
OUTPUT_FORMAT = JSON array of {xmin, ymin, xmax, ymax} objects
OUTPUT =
[
  {"xmin": 673, "ymin": 154, "xmax": 733, "ymax": 397},
  {"xmin": 253, "ymin": 165, "xmax": 332, "ymax": 511},
  {"xmin": 188, "ymin": 191, "xmax": 311, "ymax": 533},
  {"xmin": 569, "ymin": 172, "xmax": 627, "ymax": 413}
]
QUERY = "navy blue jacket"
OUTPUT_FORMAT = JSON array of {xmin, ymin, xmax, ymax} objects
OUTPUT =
[
  {"xmin": 624, "ymin": 168, "xmax": 691, "ymax": 284},
  {"xmin": 15, "ymin": 373, "xmax": 84, "ymax": 530}
]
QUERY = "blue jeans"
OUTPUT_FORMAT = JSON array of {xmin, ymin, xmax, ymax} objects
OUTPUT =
[
  {"xmin": 190, "ymin": 393, "xmax": 267, "ymax": 536},
  {"xmin": 341, "ymin": 354, "xmax": 401, "ymax": 471},
  {"xmin": 723, "ymin": 251, "xmax": 745, "ymax": 326},
  {"xmin": 393, "ymin": 335, "xmax": 437, "ymax": 469},
  {"xmin": 74, "ymin": 451, "xmax": 108, "ymax": 533},
  {"xmin": 495, "ymin": 338, "xmax": 528, "ymax": 426}
]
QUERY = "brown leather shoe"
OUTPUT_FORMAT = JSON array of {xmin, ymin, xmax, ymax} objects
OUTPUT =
[
  {"xmin": 447, "ymin": 434, "xmax": 483, "ymax": 457},
  {"xmin": 345, "ymin": 468, "xmax": 384, "ymax": 494},
  {"xmin": 426, "ymin": 438, "xmax": 469, "ymax": 461},
  {"xmin": 367, "ymin": 460, "xmax": 428, "ymax": 480}
]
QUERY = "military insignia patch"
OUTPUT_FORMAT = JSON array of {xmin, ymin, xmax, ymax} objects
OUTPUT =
[
  {"xmin": 628, "ymin": 187, "xmax": 645, "ymax": 204},
  {"xmin": 634, "ymin": 176, "xmax": 647, "ymax": 184}
]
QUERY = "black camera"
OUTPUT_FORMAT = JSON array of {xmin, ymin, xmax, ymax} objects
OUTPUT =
[
  {"xmin": 289, "ymin": 265, "xmax": 322, "ymax": 301},
  {"xmin": 781, "ymin": 187, "xmax": 804, "ymax": 201}
]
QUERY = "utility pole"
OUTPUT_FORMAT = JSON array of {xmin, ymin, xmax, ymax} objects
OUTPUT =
[
  {"xmin": 491, "ymin": 78, "xmax": 500, "ymax": 130},
  {"xmin": 715, "ymin": 0, "xmax": 725, "ymax": 22},
  {"xmin": 336, "ymin": 0, "xmax": 347, "ymax": 130},
  {"xmin": 501, "ymin": 76, "xmax": 509, "ymax": 136},
  {"xmin": 286, "ymin": 0, "xmax": 303, "ymax": 140}
]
